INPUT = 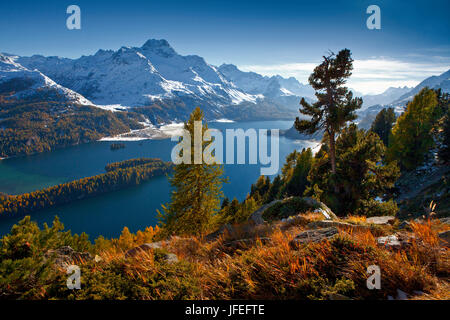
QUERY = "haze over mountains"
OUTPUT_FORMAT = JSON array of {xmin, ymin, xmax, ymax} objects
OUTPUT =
[{"xmin": 1, "ymin": 39, "xmax": 449, "ymax": 123}]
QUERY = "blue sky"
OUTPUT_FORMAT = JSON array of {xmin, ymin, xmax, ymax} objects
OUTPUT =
[{"xmin": 1, "ymin": 0, "xmax": 449, "ymax": 93}]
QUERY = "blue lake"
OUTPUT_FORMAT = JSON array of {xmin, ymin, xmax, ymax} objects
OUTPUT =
[{"xmin": 0, "ymin": 120, "xmax": 318, "ymax": 239}]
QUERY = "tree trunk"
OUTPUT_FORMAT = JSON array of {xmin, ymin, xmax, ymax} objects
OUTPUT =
[{"xmin": 328, "ymin": 130, "xmax": 336, "ymax": 174}]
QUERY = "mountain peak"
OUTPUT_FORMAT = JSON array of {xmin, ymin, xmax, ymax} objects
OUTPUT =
[{"xmin": 141, "ymin": 39, "xmax": 176, "ymax": 57}]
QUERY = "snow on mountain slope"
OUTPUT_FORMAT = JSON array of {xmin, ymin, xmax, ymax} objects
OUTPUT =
[
  {"xmin": 392, "ymin": 69, "xmax": 450, "ymax": 105},
  {"xmin": 0, "ymin": 53, "xmax": 92, "ymax": 105},
  {"xmin": 218, "ymin": 63, "xmax": 314, "ymax": 107},
  {"xmin": 361, "ymin": 86, "xmax": 412, "ymax": 109},
  {"xmin": 15, "ymin": 40, "xmax": 261, "ymax": 108}
]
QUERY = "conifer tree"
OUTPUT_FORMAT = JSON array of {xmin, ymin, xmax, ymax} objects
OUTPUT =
[
  {"xmin": 370, "ymin": 107, "xmax": 396, "ymax": 146},
  {"xmin": 158, "ymin": 107, "xmax": 226, "ymax": 236},
  {"xmin": 279, "ymin": 148, "xmax": 313, "ymax": 198},
  {"xmin": 295, "ymin": 49, "xmax": 362, "ymax": 175},
  {"xmin": 387, "ymin": 88, "xmax": 439, "ymax": 170},
  {"xmin": 307, "ymin": 124, "xmax": 400, "ymax": 216}
]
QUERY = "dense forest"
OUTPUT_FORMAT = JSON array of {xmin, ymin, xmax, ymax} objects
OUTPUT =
[
  {"xmin": 0, "ymin": 95, "xmax": 144, "ymax": 158},
  {"xmin": 0, "ymin": 158, "xmax": 171, "ymax": 216}
]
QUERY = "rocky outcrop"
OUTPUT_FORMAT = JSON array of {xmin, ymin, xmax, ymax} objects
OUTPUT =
[
  {"xmin": 125, "ymin": 242, "xmax": 179, "ymax": 263},
  {"xmin": 248, "ymin": 197, "xmax": 338, "ymax": 227},
  {"xmin": 248, "ymin": 200, "xmax": 282, "ymax": 226},
  {"xmin": 290, "ymin": 227, "xmax": 339, "ymax": 247},
  {"xmin": 376, "ymin": 233, "xmax": 413, "ymax": 250},
  {"xmin": 366, "ymin": 216, "xmax": 396, "ymax": 225},
  {"xmin": 44, "ymin": 246, "xmax": 93, "ymax": 268}
]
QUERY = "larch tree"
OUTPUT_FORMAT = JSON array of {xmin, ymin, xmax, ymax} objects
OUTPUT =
[
  {"xmin": 387, "ymin": 88, "xmax": 439, "ymax": 171},
  {"xmin": 295, "ymin": 49, "xmax": 362, "ymax": 176},
  {"xmin": 158, "ymin": 107, "xmax": 226, "ymax": 236}
]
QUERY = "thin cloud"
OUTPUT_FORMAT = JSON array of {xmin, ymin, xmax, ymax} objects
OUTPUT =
[{"xmin": 240, "ymin": 57, "xmax": 450, "ymax": 94}]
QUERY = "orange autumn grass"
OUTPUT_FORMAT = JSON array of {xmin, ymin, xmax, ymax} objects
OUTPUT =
[{"xmin": 88, "ymin": 215, "xmax": 448, "ymax": 300}]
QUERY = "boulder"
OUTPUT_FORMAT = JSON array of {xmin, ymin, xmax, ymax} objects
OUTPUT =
[
  {"xmin": 366, "ymin": 216, "xmax": 396, "ymax": 225},
  {"xmin": 290, "ymin": 227, "xmax": 338, "ymax": 246},
  {"xmin": 45, "ymin": 246, "xmax": 93, "ymax": 268},
  {"xmin": 377, "ymin": 235, "xmax": 401, "ymax": 249},
  {"xmin": 376, "ymin": 233, "xmax": 412, "ymax": 250}
]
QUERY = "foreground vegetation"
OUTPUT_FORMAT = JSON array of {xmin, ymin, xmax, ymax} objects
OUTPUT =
[{"xmin": 0, "ymin": 212, "xmax": 448, "ymax": 300}]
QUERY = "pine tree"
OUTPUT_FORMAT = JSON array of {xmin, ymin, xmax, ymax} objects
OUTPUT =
[
  {"xmin": 307, "ymin": 124, "xmax": 400, "ymax": 216},
  {"xmin": 295, "ymin": 49, "xmax": 362, "ymax": 176},
  {"xmin": 387, "ymin": 88, "xmax": 439, "ymax": 171},
  {"xmin": 158, "ymin": 107, "xmax": 226, "ymax": 236},
  {"xmin": 370, "ymin": 107, "xmax": 396, "ymax": 146}
]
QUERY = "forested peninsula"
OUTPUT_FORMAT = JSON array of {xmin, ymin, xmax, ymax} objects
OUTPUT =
[{"xmin": 0, "ymin": 158, "xmax": 172, "ymax": 216}]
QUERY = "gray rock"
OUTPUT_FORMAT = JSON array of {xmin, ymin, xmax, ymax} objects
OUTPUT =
[
  {"xmin": 366, "ymin": 216, "xmax": 396, "ymax": 225},
  {"xmin": 45, "ymin": 246, "xmax": 93, "ymax": 268},
  {"xmin": 290, "ymin": 227, "xmax": 338, "ymax": 246},
  {"xmin": 248, "ymin": 200, "xmax": 282, "ymax": 226},
  {"xmin": 439, "ymin": 217, "xmax": 450, "ymax": 225},
  {"xmin": 377, "ymin": 235, "xmax": 401, "ymax": 249},
  {"xmin": 125, "ymin": 242, "xmax": 163, "ymax": 258},
  {"xmin": 376, "ymin": 234, "xmax": 412, "ymax": 250}
]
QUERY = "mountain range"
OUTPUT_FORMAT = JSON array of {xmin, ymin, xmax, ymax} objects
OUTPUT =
[{"xmin": 1, "ymin": 39, "xmax": 449, "ymax": 124}]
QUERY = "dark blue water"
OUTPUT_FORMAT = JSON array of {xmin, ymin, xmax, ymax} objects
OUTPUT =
[{"xmin": 0, "ymin": 120, "xmax": 318, "ymax": 239}]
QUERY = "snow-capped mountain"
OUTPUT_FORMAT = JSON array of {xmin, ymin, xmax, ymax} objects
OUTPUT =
[
  {"xmin": 15, "ymin": 40, "xmax": 262, "ymax": 110},
  {"xmin": 218, "ymin": 63, "xmax": 314, "ymax": 109},
  {"xmin": 0, "ymin": 53, "xmax": 92, "ymax": 105},
  {"xmin": 361, "ymin": 86, "xmax": 412, "ymax": 109},
  {"xmin": 392, "ymin": 69, "xmax": 450, "ymax": 105}
]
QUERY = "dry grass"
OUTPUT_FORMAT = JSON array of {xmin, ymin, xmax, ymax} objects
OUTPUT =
[{"xmin": 88, "ymin": 215, "xmax": 449, "ymax": 300}]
